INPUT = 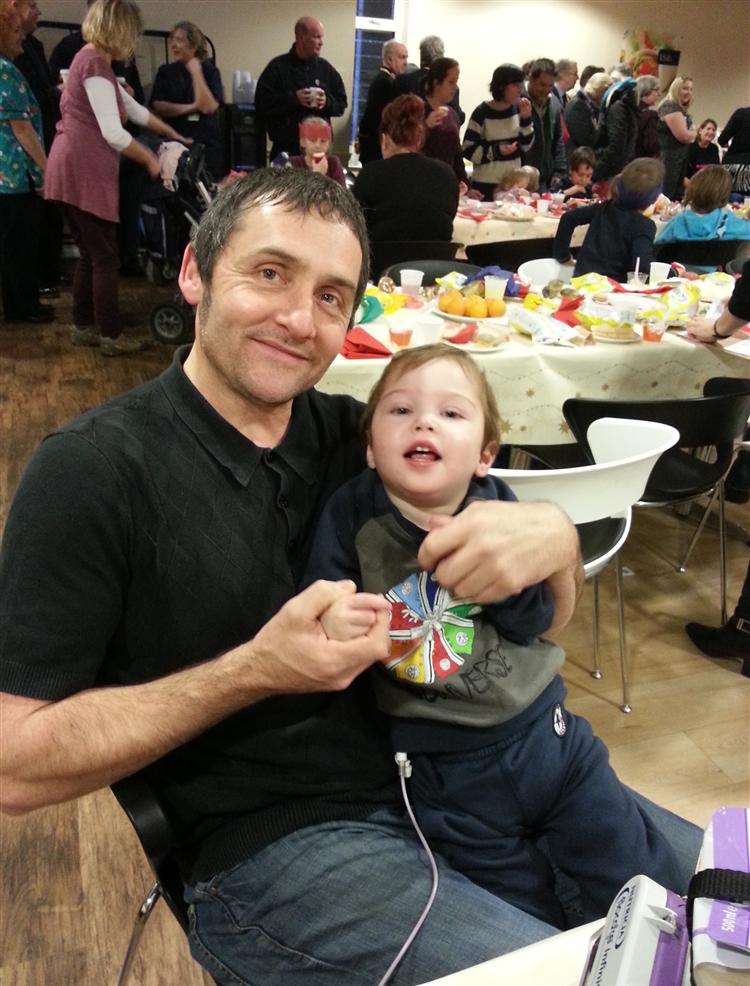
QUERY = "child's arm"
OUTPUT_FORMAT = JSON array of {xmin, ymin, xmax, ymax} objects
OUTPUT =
[
  {"xmin": 631, "ymin": 220, "xmax": 657, "ymax": 275},
  {"xmin": 552, "ymin": 203, "xmax": 598, "ymax": 262},
  {"xmin": 320, "ymin": 592, "xmax": 390, "ymax": 642}
]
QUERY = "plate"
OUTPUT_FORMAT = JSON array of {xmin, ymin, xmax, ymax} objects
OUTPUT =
[
  {"xmin": 592, "ymin": 332, "xmax": 640, "ymax": 344},
  {"xmin": 492, "ymin": 210, "xmax": 534, "ymax": 222},
  {"xmin": 435, "ymin": 310, "xmax": 508, "ymax": 325},
  {"xmin": 446, "ymin": 339, "xmax": 506, "ymax": 353}
]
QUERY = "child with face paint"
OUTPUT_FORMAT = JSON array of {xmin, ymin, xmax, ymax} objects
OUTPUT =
[{"xmin": 290, "ymin": 117, "xmax": 347, "ymax": 187}]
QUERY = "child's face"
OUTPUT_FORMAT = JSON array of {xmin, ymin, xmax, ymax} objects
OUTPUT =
[
  {"xmin": 513, "ymin": 176, "xmax": 530, "ymax": 190},
  {"xmin": 366, "ymin": 359, "xmax": 495, "ymax": 513},
  {"xmin": 301, "ymin": 135, "xmax": 330, "ymax": 160},
  {"xmin": 570, "ymin": 164, "xmax": 593, "ymax": 187}
]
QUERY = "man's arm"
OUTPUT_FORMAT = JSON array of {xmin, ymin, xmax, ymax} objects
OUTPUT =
[
  {"xmin": 324, "ymin": 66, "xmax": 347, "ymax": 119},
  {"xmin": 0, "ymin": 580, "xmax": 389, "ymax": 816},
  {"xmin": 255, "ymin": 59, "xmax": 299, "ymax": 120}
]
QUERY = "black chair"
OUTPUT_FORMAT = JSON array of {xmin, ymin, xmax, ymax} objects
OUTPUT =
[
  {"xmin": 370, "ymin": 240, "xmax": 459, "ymax": 279},
  {"xmin": 653, "ymin": 239, "xmax": 744, "ymax": 271},
  {"xmin": 466, "ymin": 238, "xmax": 555, "ymax": 272},
  {"xmin": 383, "ymin": 258, "xmax": 481, "ymax": 286},
  {"xmin": 563, "ymin": 377, "xmax": 750, "ymax": 624},
  {"xmin": 111, "ymin": 774, "xmax": 212, "ymax": 985}
]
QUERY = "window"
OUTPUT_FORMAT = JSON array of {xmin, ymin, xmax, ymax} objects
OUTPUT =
[{"xmin": 351, "ymin": 0, "xmax": 404, "ymax": 143}]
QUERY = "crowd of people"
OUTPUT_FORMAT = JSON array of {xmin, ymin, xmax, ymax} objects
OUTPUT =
[{"xmin": 2, "ymin": 0, "xmax": 749, "ymax": 340}]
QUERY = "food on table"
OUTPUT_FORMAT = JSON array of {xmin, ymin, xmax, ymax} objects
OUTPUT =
[
  {"xmin": 438, "ymin": 289, "xmax": 467, "ymax": 316},
  {"xmin": 463, "ymin": 279, "xmax": 485, "ymax": 297},
  {"xmin": 542, "ymin": 278, "xmax": 565, "ymax": 299},
  {"xmin": 443, "ymin": 322, "xmax": 477, "ymax": 344},
  {"xmin": 487, "ymin": 298, "xmax": 506, "ymax": 317},
  {"xmin": 464, "ymin": 296, "xmax": 489, "ymax": 319},
  {"xmin": 474, "ymin": 327, "xmax": 507, "ymax": 348},
  {"xmin": 377, "ymin": 275, "xmax": 396, "ymax": 294}
]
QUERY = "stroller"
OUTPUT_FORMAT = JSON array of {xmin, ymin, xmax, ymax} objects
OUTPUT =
[{"xmin": 139, "ymin": 141, "xmax": 214, "ymax": 344}]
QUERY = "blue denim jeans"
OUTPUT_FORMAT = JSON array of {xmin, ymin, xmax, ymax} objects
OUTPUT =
[{"xmin": 185, "ymin": 795, "xmax": 701, "ymax": 985}]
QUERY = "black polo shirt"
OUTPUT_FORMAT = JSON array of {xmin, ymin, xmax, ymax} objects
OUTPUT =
[
  {"xmin": 150, "ymin": 60, "xmax": 225, "ymax": 177},
  {"xmin": 0, "ymin": 348, "xmax": 398, "ymax": 882}
]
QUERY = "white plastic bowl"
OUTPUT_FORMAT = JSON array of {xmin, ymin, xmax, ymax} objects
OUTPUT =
[{"xmin": 517, "ymin": 258, "xmax": 575, "ymax": 292}]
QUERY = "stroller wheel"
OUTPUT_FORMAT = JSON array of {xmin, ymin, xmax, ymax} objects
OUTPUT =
[{"xmin": 149, "ymin": 302, "xmax": 193, "ymax": 345}]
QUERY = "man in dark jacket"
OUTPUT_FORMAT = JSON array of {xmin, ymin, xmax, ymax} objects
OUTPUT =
[
  {"xmin": 357, "ymin": 39, "xmax": 407, "ymax": 165},
  {"xmin": 255, "ymin": 15, "xmax": 347, "ymax": 159},
  {"xmin": 395, "ymin": 34, "xmax": 464, "ymax": 125},
  {"xmin": 524, "ymin": 58, "xmax": 567, "ymax": 192},
  {"xmin": 593, "ymin": 80, "xmax": 639, "ymax": 183}
]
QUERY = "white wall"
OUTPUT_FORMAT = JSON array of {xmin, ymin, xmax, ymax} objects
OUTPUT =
[
  {"xmin": 402, "ymin": 0, "xmax": 750, "ymax": 131},
  {"xmin": 39, "ymin": 0, "xmax": 357, "ymax": 152}
]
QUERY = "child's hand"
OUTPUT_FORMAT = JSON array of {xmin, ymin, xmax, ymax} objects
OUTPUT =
[
  {"xmin": 499, "ymin": 141, "xmax": 519, "ymax": 157},
  {"xmin": 518, "ymin": 97, "xmax": 531, "ymax": 117},
  {"xmin": 320, "ymin": 592, "xmax": 390, "ymax": 642}
]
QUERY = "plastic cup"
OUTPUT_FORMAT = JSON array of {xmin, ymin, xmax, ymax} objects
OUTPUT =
[
  {"xmin": 399, "ymin": 269, "xmax": 424, "ymax": 296},
  {"xmin": 59, "ymin": 69, "xmax": 70, "ymax": 85},
  {"xmin": 551, "ymin": 193, "xmax": 565, "ymax": 204},
  {"xmin": 484, "ymin": 276, "xmax": 508, "ymax": 300},
  {"xmin": 627, "ymin": 271, "xmax": 648, "ymax": 288},
  {"xmin": 642, "ymin": 320, "xmax": 666, "ymax": 342},
  {"xmin": 116, "ymin": 76, "xmax": 126, "ymax": 85},
  {"xmin": 648, "ymin": 261, "xmax": 671, "ymax": 286},
  {"xmin": 389, "ymin": 326, "xmax": 413, "ymax": 349},
  {"xmin": 536, "ymin": 199, "xmax": 550, "ymax": 215}
]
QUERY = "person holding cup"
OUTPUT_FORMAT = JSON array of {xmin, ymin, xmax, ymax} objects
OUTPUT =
[
  {"xmin": 255, "ymin": 15, "xmax": 347, "ymax": 159},
  {"xmin": 290, "ymin": 116, "xmax": 346, "ymax": 187}
]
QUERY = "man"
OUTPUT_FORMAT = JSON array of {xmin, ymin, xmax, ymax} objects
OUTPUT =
[
  {"xmin": 396, "ymin": 33, "xmax": 464, "ymax": 125},
  {"xmin": 552, "ymin": 58, "xmax": 578, "ymax": 110},
  {"xmin": 523, "ymin": 57, "xmax": 568, "ymax": 192},
  {"xmin": 357, "ymin": 38, "xmax": 407, "ymax": 165},
  {"xmin": 0, "ymin": 170, "xmax": 700, "ymax": 984},
  {"xmin": 255, "ymin": 15, "xmax": 347, "ymax": 159},
  {"xmin": 14, "ymin": 0, "xmax": 63, "ymax": 291}
]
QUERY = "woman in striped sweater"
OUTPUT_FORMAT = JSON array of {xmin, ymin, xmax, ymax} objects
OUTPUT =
[{"xmin": 462, "ymin": 63, "xmax": 534, "ymax": 200}]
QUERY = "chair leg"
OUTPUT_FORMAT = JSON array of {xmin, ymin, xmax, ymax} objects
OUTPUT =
[
  {"xmin": 677, "ymin": 487, "xmax": 718, "ymax": 573},
  {"xmin": 117, "ymin": 883, "xmax": 162, "ymax": 986},
  {"xmin": 719, "ymin": 481, "xmax": 727, "ymax": 625},
  {"xmin": 591, "ymin": 576, "xmax": 602, "ymax": 679},
  {"xmin": 615, "ymin": 554, "xmax": 631, "ymax": 714}
]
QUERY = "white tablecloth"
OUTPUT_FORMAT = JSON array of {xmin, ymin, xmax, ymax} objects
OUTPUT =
[
  {"xmin": 452, "ymin": 213, "xmax": 588, "ymax": 250},
  {"xmin": 319, "ymin": 327, "xmax": 747, "ymax": 445},
  {"xmin": 420, "ymin": 919, "xmax": 603, "ymax": 985}
]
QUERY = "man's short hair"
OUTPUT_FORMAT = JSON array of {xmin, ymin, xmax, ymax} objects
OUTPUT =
[
  {"xmin": 555, "ymin": 59, "xmax": 576, "ymax": 77},
  {"xmin": 579, "ymin": 65, "xmax": 604, "ymax": 88},
  {"xmin": 419, "ymin": 34, "xmax": 444, "ymax": 67},
  {"xmin": 382, "ymin": 38, "xmax": 401, "ymax": 61},
  {"xmin": 191, "ymin": 168, "xmax": 370, "ymax": 317},
  {"xmin": 361, "ymin": 343, "xmax": 501, "ymax": 449},
  {"xmin": 528, "ymin": 58, "xmax": 556, "ymax": 80},
  {"xmin": 612, "ymin": 157, "xmax": 664, "ymax": 211},
  {"xmin": 635, "ymin": 74, "xmax": 660, "ymax": 101}
]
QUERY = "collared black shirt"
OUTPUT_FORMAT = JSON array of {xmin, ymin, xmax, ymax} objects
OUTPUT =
[
  {"xmin": 255, "ymin": 45, "xmax": 347, "ymax": 156},
  {"xmin": 150, "ymin": 60, "xmax": 225, "ymax": 177},
  {"xmin": 358, "ymin": 67, "xmax": 396, "ymax": 164},
  {"xmin": 0, "ymin": 349, "xmax": 398, "ymax": 882}
]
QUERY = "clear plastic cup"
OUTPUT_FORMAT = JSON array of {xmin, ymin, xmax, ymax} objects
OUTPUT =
[
  {"xmin": 389, "ymin": 326, "xmax": 413, "ymax": 349},
  {"xmin": 484, "ymin": 276, "xmax": 508, "ymax": 300},
  {"xmin": 642, "ymin": 320, "xmax": 666, "ymax": 342},
  {"xmin": 627, "ymin": 271, "xmax": 648, "ymax": 288},
  {"xmin": 59, "ymin": 68, "xmax": 70, "ymax": 86},
  {"xmin": 399, "ymin": 269, "xmax": 424, "ymax": 296},
  {"xmin": 536, "ymin": 199, "xmax": 550, "ymax": 215},
  {"xmin": 551, "ymin": 193, "xmax": 565, "ymax": 204},
  {"xmin": 648, "ymin": 261, "xmax": 671, "ymax": 285}
]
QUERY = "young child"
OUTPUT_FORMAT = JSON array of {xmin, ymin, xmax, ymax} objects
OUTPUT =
[
  {"xmin": 553, "ymin": 157, "xmax": 664, "ymax": 282},
  {"xmin": 657, "ymin": 165, "xmax": 750, "ymax": 245},
  {"xmin": 305, "ymin": 345, "xmax": 682, "ymax": 927},
  {"xmin": 561, "ymin": 146, "xmax": 595, "ymax": 201},
  {"xmin": 290, "ymin": 117, "xmax": 346, "ymax": 187},
  {"xmin": 494, "ymin": 164, "xmax": 540, "ymax": 198}
]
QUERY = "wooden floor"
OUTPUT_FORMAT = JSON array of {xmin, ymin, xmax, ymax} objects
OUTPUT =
[{"xmin": 1, "ymin": 280, "xmax": 749, "ymax": 985}]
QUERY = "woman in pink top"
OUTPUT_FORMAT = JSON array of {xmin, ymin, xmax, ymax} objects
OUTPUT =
[{"xmin": 45, "ymin": 0, "xmax": 188, "ymax": 355}]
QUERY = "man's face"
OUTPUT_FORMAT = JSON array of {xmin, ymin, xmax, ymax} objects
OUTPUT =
[
  {"xmin": 558, "ymin": 64, "xmax": 578, "ymax": 92},
  {"xmin": 385, "ymin": 43, "xmax": 408, "ymax": 75},
  {"xmin": 180, "ymin": 204, "xmax": 362, "ymax": 410},
  {"xmin": 297, "ymin": 20, "xmax": 324, "ymax": 59},
  {"xmin": 528, "ymin": 71, "xmax": 555, "ymax": 104},
  {"xmin": 366, "ymin": 360, "xmax": 494, "ymax": 513},
  {"xmin": 19, "ymin": 0, "xmax": 36, "ymax": 32}
]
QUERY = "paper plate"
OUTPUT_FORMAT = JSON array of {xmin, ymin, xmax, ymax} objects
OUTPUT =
[
  {"xmin": 436, "ymin": 310, "xmax": 508, "ymax": 325},
  {"xmin": 592, "ymin": 331, "xmax": 640, "ymax": 344}
]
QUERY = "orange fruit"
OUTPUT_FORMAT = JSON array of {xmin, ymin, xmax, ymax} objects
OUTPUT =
[
  {"xmin": 487, "ymin": 298, "xmax": 506, "ymax": 318},
  {"xmin": 464, "ymin": 295, "xmax": 488, "ymax": 319},
  {"xmin": 439, "ymin": 289, "xmax": 466, "ymax": 317}
]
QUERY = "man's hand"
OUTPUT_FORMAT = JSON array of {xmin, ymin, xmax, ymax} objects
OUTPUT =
[
  {"xmin": 296, "ymin": 88, "xmax": 313, "ymax": 106},
  {"xmin": 321, "ymin": 592, "xmax": 390, "ymax": 642},
  {"xmin": 518, "ymin": 97, "xmax": 532, "ymax": 117},
  {"xmin": 247, "ymin": 581, "xmax": 390, "ymax": 693},
  {"xmin": 418, "ymin": 500, "xmax": 579, "ymax": 603},
  {"xmin": 314, "ymin": 90, "xmax": 326, "ymax": 109}
]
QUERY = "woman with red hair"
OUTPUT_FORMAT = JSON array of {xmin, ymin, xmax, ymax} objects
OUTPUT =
[{"xmin": 352, "ymin": 93, "xmax": 458, "ymax": 266}]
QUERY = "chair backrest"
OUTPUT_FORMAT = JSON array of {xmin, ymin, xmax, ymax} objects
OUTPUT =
[
  {"xmin": 653, "ymin": 239, "xmax": 743, "ymax": 270},
  {"xmin": 564, "ymin": 380, "xmax": 750, "ymax": 469},
  {"xmin": 111, "ymin": 773, "xmax": 190, "ymax": 933},
  {"xmin": 371, "ymin": 240, "xmax": 458, "ymax": 279},
  {"xmin": 466, "ymin": 238, "xmax": 553, "ymax": 272},
  {"xmin": 490, "ymin": 419, "xmax": 679, "ymax": 523},
  {"xmin": 383, "ymin": 259, "xmax": 481, "ymax": 286}
]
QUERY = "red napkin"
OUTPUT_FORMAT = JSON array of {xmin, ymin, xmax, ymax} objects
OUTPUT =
[
  {"xmin": 341, "ymin": 327, "xmax": 392, "ymax": 359},
  {"xmin": 443, "ymin": 322, "xmax": 478, "ymax": 344},
  {"xmin": 457, "ymin": 209, "xmax": 490, "ymax": 222},
  {"xmin": 552, "ymin": 296, "xmax": 584, "ymax": 326}
]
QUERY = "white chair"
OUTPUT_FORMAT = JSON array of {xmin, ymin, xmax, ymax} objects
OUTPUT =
[
  {"xmin": 516, "ymin": 258, "xmax": 575, "ymax": 293},
  {"xmin": 491, "ymin": 419, "xmax": 679, "ymax": 713}
]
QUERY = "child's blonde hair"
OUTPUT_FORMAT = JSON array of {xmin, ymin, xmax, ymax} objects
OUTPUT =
[
  {"xmin": 361, "ymin": 343, "xmax": 501, "ymax": 449},
  {"xmin": 519, "ymin": 165, "xmax": 540, "ymax": 192},
  {"xmin": 498, "ymin": 168, "xmax": 527, "ymax": 191}
]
